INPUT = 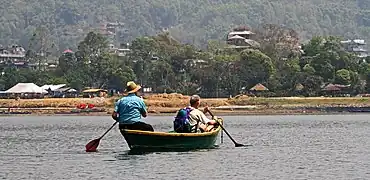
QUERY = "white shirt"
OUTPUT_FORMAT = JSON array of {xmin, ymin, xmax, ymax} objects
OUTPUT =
[{"xmin": 188, "ymin": 107, "xmax": 212, "ymax": 127}]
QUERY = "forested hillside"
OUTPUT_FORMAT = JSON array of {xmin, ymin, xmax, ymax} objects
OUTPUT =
[{"xmin": 1, "ymin": 0, "xmax": 370, "ymax": 51}]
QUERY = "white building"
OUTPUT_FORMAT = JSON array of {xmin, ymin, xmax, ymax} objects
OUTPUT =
[
  {"xmin": 341, "ymin": 39, "xmax": 368, "ymax": 58},
  {"xmin": 226, "ymin": 30, "xmax": 260, "ymax": 49}
]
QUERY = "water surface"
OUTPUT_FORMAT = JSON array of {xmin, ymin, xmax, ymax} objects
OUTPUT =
[{"xmin": 1, "ymin": 114, "xmax": 370, "ymax": 179}]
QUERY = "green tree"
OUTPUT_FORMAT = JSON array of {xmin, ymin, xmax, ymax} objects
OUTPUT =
[{"xmin": 335, "ymin": 69, "xmax": 351, "ymax": 85}]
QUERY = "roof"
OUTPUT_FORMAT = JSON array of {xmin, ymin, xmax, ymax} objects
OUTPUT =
[
  {"xmin": 249, "ymin": 83, "xmax": 269, "ymax": 91},
  {"xmin": 322, "ymin": 83, "xmax": 349, "ymax": 91},
  {"xmin": 54, "ymin": 87, "xmax": 77, "ymax": 92},
  {"xmin": 67, "ymin": 88, "xmax": 77, "ymax": 92},
  {"xmin": 295, "ymin": 83, "xmax": 304, "ymax": 91},
  {"xmin": 82, "ymin": 89, "xmax": 108, "ymax": 93},
  {"xmin": 228, "ymin": 35, "xmax": 245, "ymax": 40},
  {"xmin": 341, "ymin": 39, "xmax": 366, "ymax": 45},
  {"xmin": 229, "ymin": 31, "xmax": 255, "ymax": 35},
  {"xmin": 63, "ymin": 49, "xmax": 73, "ymax": 53},
  {"xmin": 41, "ymin": 84, "xmax": 67, "ymax": 91},
  {"xmin": 5, "ymin": 83, "xmax": 47, "ymax": 94},
  {"xmin": 353, "ymin": 39, "xmax": 366, "ymax": 45}
]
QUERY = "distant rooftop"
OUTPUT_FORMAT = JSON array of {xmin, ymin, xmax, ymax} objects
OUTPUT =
[
  {"xmin": 340, "ymin": 39, "xmax": 366, "ymax": 45},
  {"xmin": 228, "ymin": 31, "xmax": 255, "ymax": 36}
]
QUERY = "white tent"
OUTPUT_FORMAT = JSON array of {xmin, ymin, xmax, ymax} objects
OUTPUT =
[
  {"xmin": 67, "ymin": 88, "xmax": 77, "ymax": 92},
  {"xmin": 5, "ymin": 83, "xmax": 48, "ymax": 94}
]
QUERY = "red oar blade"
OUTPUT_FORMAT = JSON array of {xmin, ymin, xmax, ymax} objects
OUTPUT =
[{"xmin": 85, "ymin": 138, "xmax": 101, "ymax": 152}]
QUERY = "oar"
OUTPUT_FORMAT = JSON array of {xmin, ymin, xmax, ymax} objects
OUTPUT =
[
  {"xmin": 208, "ymin": 110, "xmax": 245, "ymax": 147},
  {"xmin": 85, "ymin": 121, "xmax": 118, "ymax": 152}
]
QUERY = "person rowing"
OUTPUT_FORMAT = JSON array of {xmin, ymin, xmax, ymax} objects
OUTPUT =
[{"xmin": 112, "ymin": 81, "xmax": 154, "ymax": 131}]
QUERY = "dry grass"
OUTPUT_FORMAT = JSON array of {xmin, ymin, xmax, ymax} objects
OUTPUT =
[
  {"xmin": 143, "ymin": 93, "xmax": 230, "ymax": 108},
  {"xmin": 143, "ymin": 93, "xmax": 189, "ymax": 100},
  {"xmin": 227, "ymin": 97, "xmax": 370, "ymax": 106},
  {"xmin": 0, "ymin": 95, "xmax": 369, "ymax": 109},
  {"xmin": 0, "ymin": 98, "xmax": 112, "ymax": 108}
]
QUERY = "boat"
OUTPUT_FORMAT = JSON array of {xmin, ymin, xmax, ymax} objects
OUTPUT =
[{"xmin": 120, "ymin": 118, "xmax": 223, "ymax": 152}]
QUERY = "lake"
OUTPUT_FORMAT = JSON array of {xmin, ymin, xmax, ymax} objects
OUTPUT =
[{"xmin": 1, "ymin": 114, "xmax": 370, "ymax": 180}]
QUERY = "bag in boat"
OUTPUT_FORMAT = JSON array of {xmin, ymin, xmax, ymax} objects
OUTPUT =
[{"xmin": 173, "ymin": 107, "xmax": 193, "ymax": 133}]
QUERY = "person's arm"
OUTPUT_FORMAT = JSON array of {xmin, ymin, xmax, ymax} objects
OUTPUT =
[
  {"xmin": 112, "ymin": 111, "xmax": 119, "ymax": 121},
  {"xmin": 203, "ymin": 106, "xmax": 211, "ymax": 116},
  {"xmin": 112, "ymin": 100, "xmax": 120, "ymax": 121},
  {"xmin": 198, "ymin": 110, "xmax": 213, "ymax": 124},
  {"xmin": 202, "ymin": 106, "xmax": 217, "ymax": 125},
  {"xmin": 139, "ymin": 99, "xmax": 147, "ymax": 117}
]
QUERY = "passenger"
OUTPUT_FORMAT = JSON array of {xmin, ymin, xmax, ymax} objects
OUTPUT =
[
  {"xmin": 174, "ymin": 95, "xmax": 218, "ymax": 133},
  {"xmin": 112, "ymin": 81, "xmax": 154, "ymax": 131}
]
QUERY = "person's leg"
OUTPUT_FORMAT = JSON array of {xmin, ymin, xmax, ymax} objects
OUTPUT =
[
  {"xmin": 198, "ymin": 123, "xmax": 215, "ymax": 132},
  {"xmin": 119, "ymin": 123, "xmax": 134, "ymax": 130},
  {"xmin": 131, "ymin": 122, "xmax": 154, "ymax": 131},
  {"xmin": 198, "ymin": 123, "xmax": 207, "ymax": 132},
  {"xmin": 205, "ymin": 125, "xmax": 215, "ymax": 132}
]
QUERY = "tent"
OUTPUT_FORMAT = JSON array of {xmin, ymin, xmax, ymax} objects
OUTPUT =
[
  {"xmin": 5, "ymin": 83, "xmax": 48, "ymax": 94},
  {"xmin": 41, "ymin": 84, "xmax": 66, "ymax": 91}
]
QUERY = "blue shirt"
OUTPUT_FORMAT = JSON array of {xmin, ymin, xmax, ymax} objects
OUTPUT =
[{"xmin": 114, "ymin": 94, "xmax": 147, "ymax": 124}]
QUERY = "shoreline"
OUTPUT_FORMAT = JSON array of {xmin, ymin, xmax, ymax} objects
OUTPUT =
[
  {"xmin": 0, "ymin": 107, "xmax": 367, "ymax": 117},
  {"xmin": 0, "ymin": 96, "xmax": 369, "ymax": 116}
]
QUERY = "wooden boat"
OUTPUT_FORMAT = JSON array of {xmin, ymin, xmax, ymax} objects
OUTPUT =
[{"xmin": 120, "ymin": 118, "xmax": 223, "ymax": 152}]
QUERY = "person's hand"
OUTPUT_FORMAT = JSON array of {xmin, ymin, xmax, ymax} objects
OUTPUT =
[
  {"xmin": 207, "ymin": 118, "xmax": 218, "ymax": 125},
  {"xmin": 112, "ymin": 112, "xmax": 119, "ymax": 122},
  {"xmin": 203, "ymin": 106, "xmax": 210, "ymax": 114}
]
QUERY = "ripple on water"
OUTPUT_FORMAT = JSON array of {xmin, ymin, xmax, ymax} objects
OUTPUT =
[{"xmin": 1, "ymin": 115, "xmax": 370, "ymax": 179}]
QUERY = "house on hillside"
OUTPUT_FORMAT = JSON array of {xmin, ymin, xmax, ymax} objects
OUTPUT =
[
  {"xmin": 108, "ymin": 43, "xmax": 131, "ymax": 57},
  {"xmin": 341, "ymin": 39, "xmax": 368, "ymax": 59},
  {"xmin": 0, "ymin": 45, "xmax": 27, "ymax": 68},
  {"xmin": 226, "ymin": 26, "xmax": 260, "ymax": 49},
  {"xmin": 97, "ymin": 22, "xmax": 128, "ymax": 46}
]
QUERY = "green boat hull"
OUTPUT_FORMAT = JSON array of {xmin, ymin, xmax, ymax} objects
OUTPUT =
[{"xmin": 120, "ymin": 119, "xmax": 223, "ymax": 152}]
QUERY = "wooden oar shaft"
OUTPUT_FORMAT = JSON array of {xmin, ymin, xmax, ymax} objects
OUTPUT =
[
  {"xmin": 208, "ymin": 110, "xmax": 244, "ymax": 147},
  {"xmin": 100, "ymin": 121, "xmax": 119, "ymax": 139}
]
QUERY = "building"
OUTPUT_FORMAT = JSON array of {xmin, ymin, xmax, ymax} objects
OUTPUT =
[
  {"xmin": 341, "ymin": 39, "xmax": 368, "ymax": 58},
  {"xmin": 226, "ymin": 27, "xmax": 260, "ymax": 49},
  {"xmin": 108, "ymin": 43, "xmax": 131, "ymax": 57},
  {"xmin": 98, "ymin": 22, "xmax": 128, "ymax": 45},
  {"xmin": 0, "ymin": 45, "xmax": 27, "ymax": 67}
]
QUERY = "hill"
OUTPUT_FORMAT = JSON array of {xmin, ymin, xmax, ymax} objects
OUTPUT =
[{"xmin": 1, "ymin": 0, "xmax": 370, "ymax": 51}]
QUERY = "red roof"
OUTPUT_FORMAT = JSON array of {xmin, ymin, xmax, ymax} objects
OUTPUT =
[
  {"xmin": 250, "ymin": 83, "xmax": 269, "ymax": 91},
  {"xmin": 63, "ymin": 49, "xmax": 73, "ymax": 53}
]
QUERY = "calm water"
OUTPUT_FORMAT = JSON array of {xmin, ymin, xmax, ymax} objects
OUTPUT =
[{"xmin": 1, "ymin": 114, "xmax": 370, "ymax": 180}]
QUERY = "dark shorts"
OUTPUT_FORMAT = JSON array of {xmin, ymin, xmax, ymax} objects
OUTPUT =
[{"xmin": 119, "ymin": 122, "xmax": 154, "ymax": 131}]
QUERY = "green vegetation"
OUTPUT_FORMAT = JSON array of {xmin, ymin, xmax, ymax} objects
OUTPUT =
[
  {"xmin": 1, "ymin": 0, "xmax": 370, "ymax": 50},
  {"xmin": 1, "ymin": 30, "xmax": 370, "ymax": 97},
  {"xmin": 1, "ymin": 0, "xmax": 370, "ymax": 97}
]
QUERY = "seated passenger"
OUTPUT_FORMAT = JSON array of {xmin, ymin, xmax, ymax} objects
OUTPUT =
[{"xmin": 173, "ymin": 95, "xmax": 218, "ymax": 133}]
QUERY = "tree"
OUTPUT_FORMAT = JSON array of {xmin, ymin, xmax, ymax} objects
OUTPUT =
[
  {"xmin": 335, "ymin": 69, "xmax": 351, "ymax": 85},
  {"xmin": 238, "ymin": 49, "xmax": 275, "ymax": 88}
]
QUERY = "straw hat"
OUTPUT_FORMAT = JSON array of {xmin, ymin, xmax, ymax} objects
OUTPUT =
[{"xmin": 126, "ymin": 81, "xmax": 141, "ymax": 94}]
